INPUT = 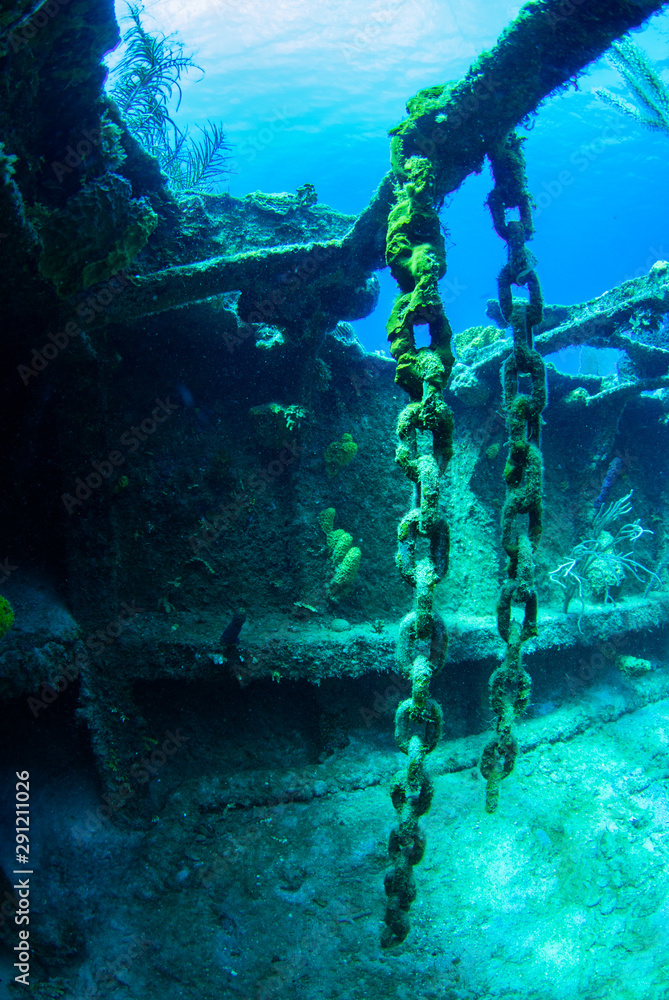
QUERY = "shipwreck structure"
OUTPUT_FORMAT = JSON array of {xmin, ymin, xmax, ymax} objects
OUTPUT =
[{"xmin": 1, "ymin": 0, "xmax": 668, "ymax": 974}]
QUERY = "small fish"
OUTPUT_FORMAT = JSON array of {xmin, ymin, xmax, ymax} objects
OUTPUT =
[
  {"xmin": 594, "ymin": 456, "xmax": 624, "ymax": 511},
  {"xmin": 176, "ymin": 382, "xmax": 196, "ymax": 409},
  {"xmin": 220, "ymin": 608, "xmax": 246, "ymax": 645},
  {"xmin": 176, "ymin": 382, "xmax": 212, "ymax": 428}
]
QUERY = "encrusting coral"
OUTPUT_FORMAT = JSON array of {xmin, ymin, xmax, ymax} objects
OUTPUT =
[
  {"xmin": 454, "ymin": 323, "xmax": 507, "ymax": 365},
  {"xmin": 249, "ymin": 403, "xmax": 307, "ymax": 449},
  {"xmin": 324, "ymin": 433, "xmax": 357, "ymax": 478},
  {"xmin": 35, "ymin": 173, "xmax": 158, "ymax": 297},
  {"xmin": 0, "ymin": 595, "xmax": 14, "ymax": 640}
]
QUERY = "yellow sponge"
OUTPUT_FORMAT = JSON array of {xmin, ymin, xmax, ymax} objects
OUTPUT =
[{"xmin": 318, "ymin": 507, "xmax": 361, "ymax": 599}]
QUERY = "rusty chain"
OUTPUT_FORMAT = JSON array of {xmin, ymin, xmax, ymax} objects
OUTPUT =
[
  {"xmin": 382, "ymin": 155, "xmax": 454, "ymax": 947},
  {"xmin": 480, "ymin": 132, "xmax": 546, "ymax": 813}
]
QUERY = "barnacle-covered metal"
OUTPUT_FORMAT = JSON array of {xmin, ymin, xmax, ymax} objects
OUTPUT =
[
  {"xmin": 481, "ymin": 132, "xmax": 546, "ymax": 813},
  {"xmin": 382, "ymin": 154, "xmax": 453, "ymax": 948}
]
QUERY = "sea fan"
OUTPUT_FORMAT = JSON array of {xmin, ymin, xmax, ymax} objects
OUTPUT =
[
  {"xmin": 107, "ymin": 3, "xmax": 231, "ymax": 192},
  {"xmin": 595, "ymin": 38, "xmax": 669, "ymax": 136},
  {"xmin": 170, "ymin": 122, "xmax": 231, "ymax": 192}
]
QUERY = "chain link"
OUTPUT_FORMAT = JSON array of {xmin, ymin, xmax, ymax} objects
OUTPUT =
[
  {"xmin": 480, "ymin": 132, "xmax": 546, "ymax": 813},
  {"xmin": 382, "ymin": 155, "xmax": 454, "ymax": 948}
]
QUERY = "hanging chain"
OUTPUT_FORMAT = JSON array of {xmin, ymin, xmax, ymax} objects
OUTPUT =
[
  {"xmin": 481, "ymin": 132, "xmax": 546, "ymax": 813},
  {"xmin": 382, "ymin": 155, "xmax": 454, "ymax": 948}
]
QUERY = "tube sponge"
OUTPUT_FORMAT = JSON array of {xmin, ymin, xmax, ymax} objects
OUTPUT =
[{"xmin": 318, "ymin": 507, "xmax": 361, "ymax": 599}]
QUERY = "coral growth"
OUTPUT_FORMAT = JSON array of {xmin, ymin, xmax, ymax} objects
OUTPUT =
[
  {"xmin": 454, "ymin": 323, "xmax": 507, "ymax": 365},
  {"xmin": 0, "ymin": 595, "xmax": 14, "ymax": 640},
  {"xmin": 35, "ymin": 173, "xmax": 157, "ymax": 296},
  {"xmin": 296, "ymin": 182, "xmax": 318, "ymax": 206},
  {"xmin": 617, "ymin": 654, "xmax": 651, "ymax": 677},
  {"xmin": 594, "ymin": 456, "xmax": 625, "ymax": 511},
  {"xmin": 385, "ymin": 156, "xmax": 453, "ymax": 400},
  {"xmin": 249, "ymin": 403, "xmax": 307, "ymax": 449},
  {"xmin": 324, "ymin": 433, "xmax": 357, "ymax": 478}
]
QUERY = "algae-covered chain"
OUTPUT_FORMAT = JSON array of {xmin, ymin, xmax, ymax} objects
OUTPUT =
[
  {"xmin": 382, "ymin": 127, "xmax": 546, "ymax": 943},
  {"xmin": 480, "ymin": 132, "xmax": 546, "ymax": 813},
  {"xmin": 382, "ymin": 154, "xmax": 454, "ymax": 948}
]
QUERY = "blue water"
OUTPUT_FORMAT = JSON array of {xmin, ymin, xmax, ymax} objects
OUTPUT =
[{"xmin": 110, "ymin": 1, "xmax": 669, "ymax": 351}]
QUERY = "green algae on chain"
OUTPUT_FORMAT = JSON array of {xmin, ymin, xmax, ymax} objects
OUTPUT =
[
  {"xmin": 385, "ymin": 156, "xmax": 454, "ymax": 400},
  {"xmin": 379, "ymin": 0, "xmax": 667, "ymax": 929},
  {"xmin": 382, "ymin": 143, "xmax": 454, "ymax": 944},
  {"xmin": 14, "ymin": 1, "xmax": 664, "ymax": 333},
  {"xmin": 480, "ymin": 136, "xmax": 546, "ymax": 814},
  {"xmin": 388, "ymin": 0, "xmax": 669, "ymax": 203}
]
